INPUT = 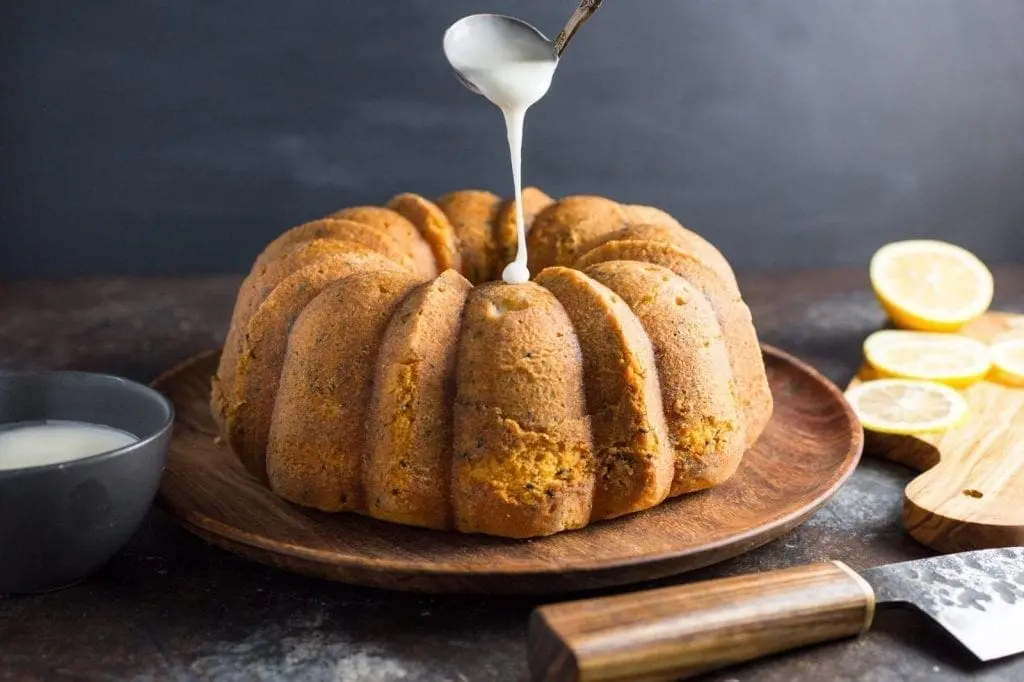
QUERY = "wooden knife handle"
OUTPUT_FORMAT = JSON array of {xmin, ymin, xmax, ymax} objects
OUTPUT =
[{"xmin": 528, "ymin": 561, "xmax": 875, "ymax": 682}]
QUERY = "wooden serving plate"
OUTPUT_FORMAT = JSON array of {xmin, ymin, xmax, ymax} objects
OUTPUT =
[
  {"xmin": 153, "ymin": 346, "xmax": 862, "ymax": 594},
  {"xmin": 850, "ymin": 312, "xmax": 1024, "ymax": 553}
]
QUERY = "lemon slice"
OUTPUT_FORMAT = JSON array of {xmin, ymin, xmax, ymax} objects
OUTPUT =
[
  {"xmin": 845, "ymin": 379, "xmax": 968, "ymax": 435},
  {"xmin": 863, "ymin": 330, "xmax": 991, "ymax": 387},
  {"xmin": 991, "ymin": 316, "xmax": 1024, "ymax": 345},
  {"xmin": 989, "ymin": 338, "xmax": 1024, "ymax": 387},
  {"xmin": 869, "ymin": 240, "xmax": 993, "ymax": 332}
]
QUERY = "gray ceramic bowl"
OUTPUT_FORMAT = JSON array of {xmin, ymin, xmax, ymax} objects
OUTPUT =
[{"xmin": 0, "ymin": 370, "xmax": 173, "ymax": 594}]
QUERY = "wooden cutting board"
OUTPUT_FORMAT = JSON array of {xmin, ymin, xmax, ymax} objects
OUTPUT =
[{"xmin": 848, "ymin": 312, "xmax": 1024, "ymax": 553}]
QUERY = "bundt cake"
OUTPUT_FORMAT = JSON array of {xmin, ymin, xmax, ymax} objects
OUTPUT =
[{"xmin": 212, "ymin": 190, "xmax": 773, "ymax": 538}]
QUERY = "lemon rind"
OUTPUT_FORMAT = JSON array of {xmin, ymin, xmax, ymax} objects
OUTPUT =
[{"xmin": 989, "ymin": 339, "xmax": 1024, "ymax": 387}]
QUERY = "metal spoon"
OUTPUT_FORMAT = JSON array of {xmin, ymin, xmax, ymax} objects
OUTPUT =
[
  {"xmin": 553, "ymin": 0, "xmax": 605, "ymax": 56},
  {"xmin": 443, "ymin": 14, "xmax": 553, "ymax": 95},
  {"xmin": 443, "ymin": 0, "xmax": 605, "ymax": 95}
]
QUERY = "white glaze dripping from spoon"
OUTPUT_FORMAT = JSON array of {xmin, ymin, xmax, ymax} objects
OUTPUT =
[
  {"xmin": 443, "ymin": 15, "xmax": 559, "ymax": 284},
  {"xmin": 501, "ymin": 106, "xmax": 531, "ymax": 284}
]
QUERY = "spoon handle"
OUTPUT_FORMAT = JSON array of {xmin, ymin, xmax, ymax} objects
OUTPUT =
[{"xmin": 553, "ymin": 0, "xmax": 604, "ymax": 56}]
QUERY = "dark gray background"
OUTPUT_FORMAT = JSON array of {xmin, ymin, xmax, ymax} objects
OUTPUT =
[{"xmin": 2, "ymin": 0, "xmax": 1023, "ymax": 278}]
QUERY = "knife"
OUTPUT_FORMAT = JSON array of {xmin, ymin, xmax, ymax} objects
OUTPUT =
[{"xmin": 528, "ymin": 548, "xmax": 1024, "ymax": 682}]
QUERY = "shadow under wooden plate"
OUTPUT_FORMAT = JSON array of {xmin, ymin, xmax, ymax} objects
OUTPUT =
[{"xmin": 153, "ymin": 346, "xmax": 862, "ymax": 594}]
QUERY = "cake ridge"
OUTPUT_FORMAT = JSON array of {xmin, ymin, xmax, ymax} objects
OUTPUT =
[
  {"xmin": 584, "ymin": 260, "xmax": 744, "ymax": 494},
  {"xmin": 452, "ymin": 281, "xmax": 595, "ymax": 537},
  {"xmin": 215, "ymin": 239, "xmax": 385, "ymax": 435},
  {"xmin": 576, "ymin": 238, "xmax": 772, "ymax": 446},
  {"xmin": 436, "ymin": 189, "xmax": 502, "ymax": 285},
  {"xmin": 388, "ymin": 193, "xmax": 462, "ymax": 274},
  {"xmin": 365, "ymin": 269, "xmax": 472, "ymax": 530},
  {"xmin": 267, "ymin": 270, "xmax": 421, "ymax": 512},
  {"xmin": 330, "ymin": 205, "xmax": 438, "ymax": 278},
  {"xmin": 535, "ymin": 266, "xmax": 675, "ymax": 521},
  {"xmin": 256, "ymin": 217, "xmax": 420, "ymax": 275},
  {"xmin": 229, "ymin": 252, "xmax": 410, "ymax": 481}
]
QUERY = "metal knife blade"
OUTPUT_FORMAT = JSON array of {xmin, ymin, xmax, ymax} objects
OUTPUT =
[{"xmin": 860, "ymin": 547, "xmax": 1024, "ymax": 661}]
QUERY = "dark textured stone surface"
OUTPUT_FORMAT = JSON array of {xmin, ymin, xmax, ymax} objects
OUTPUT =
[{"xmin": 1, "ymin": 268, "xmax": 1023, "ymax": 681}]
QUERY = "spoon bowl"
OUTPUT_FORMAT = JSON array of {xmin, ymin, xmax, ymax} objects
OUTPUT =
[
  {"xmin": 453, "ymin": 70, "xmax": 480, "ymax": 95},
  {"xmin": 443, "ymin": 13, "xmax": 556, "ymax": 96},
  {"xmin": 443, "ymin": 0, "xmax": 605, "ymax": 97}
]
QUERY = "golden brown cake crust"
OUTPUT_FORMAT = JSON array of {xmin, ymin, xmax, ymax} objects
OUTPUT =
[
  {"xmin": 226, "ymin": 252, "xmax": 407, "ymax": 481},
  {"xmin": 331, "ymin": 206, "xmax": 438, "ymax": 278},
  {"xmin": 526, "ymin": 195, "xmax": 629, "ymax": 273},
  {"xmin": 536, "ymin": 267, "xmax": 674, "ymax": 519},
  {"xmin": 622, "ymin": 204, "xmax": 681, "ymax": 230},
  {"xmin": 577, "ymin": 240, "xmax": 772, "ymax": 447},
  {"xmin": 256, "ymin": 218, "xmax": 418, "ymax": 273},
  {"xmin": 387, "ymin": 193, "xmax": 462, "ymax": 274},
  {"xmin": 592, "ymin": 219, "xmax": 738, "ymax": 288},
  {"xmin": 436, "ymin": 190, "xmax": 501, "ymax": 285},
  {"xmin": 585, "ymin": 261, "xmax": 744, "ymax": 494},
  {"xmin": 493, "ymin": 187, "xmax": 554, "ymax": 280},
  {"xmin": 212, "ymin": 238, "xmax": 378, "ymax": 432},
  {"xmin": 452, "ymin": 282, "xmax": 594, "ymax": 538},
  {"xmin": 365, "ymin": 270, "xmax": 473, "ymax": 529},
  {"xmin": 266, "ymin": 270, "xmax": 421, "ymax": 512}
]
